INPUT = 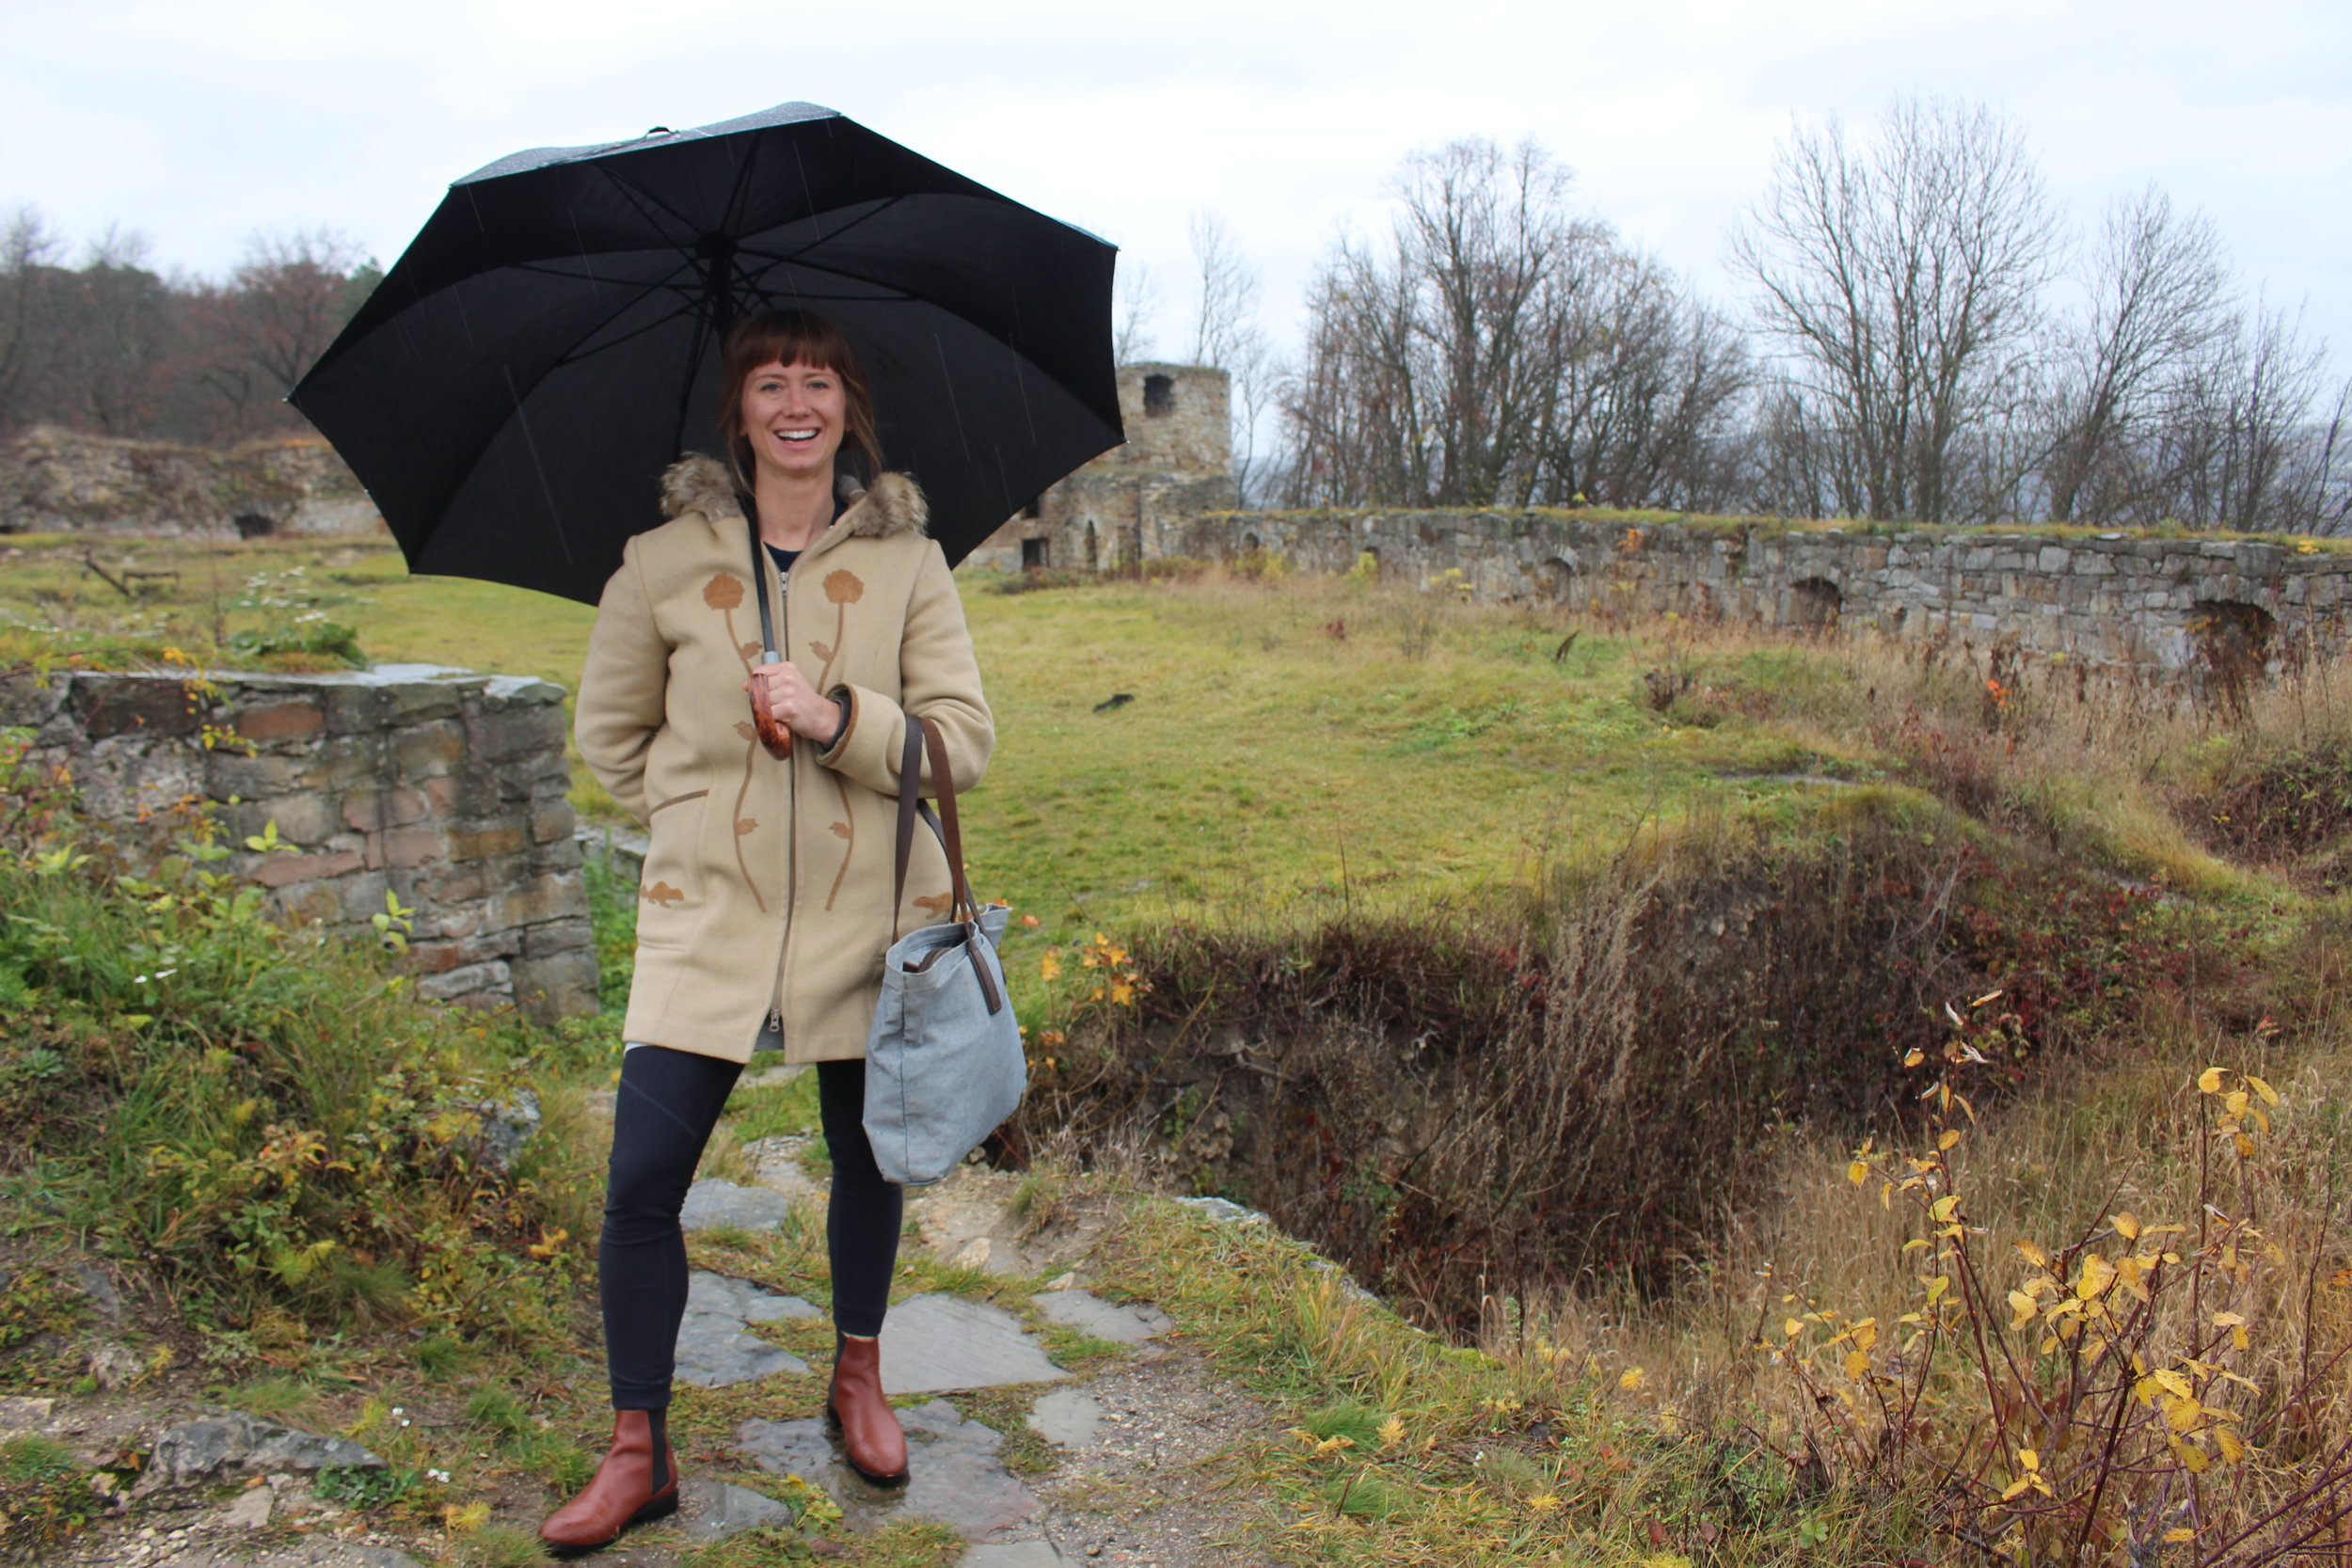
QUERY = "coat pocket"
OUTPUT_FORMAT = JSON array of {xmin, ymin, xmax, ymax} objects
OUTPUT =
[{"xmin": 635, "ymin": 789, "xmax": 709, "ymax": 946}]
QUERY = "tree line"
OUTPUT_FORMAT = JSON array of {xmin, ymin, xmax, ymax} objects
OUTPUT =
[
  {"xmin": 1174, "ymin": 96, "xmax": 2348, "ymax": 534},
  {"xmin": 0, "ymin": 214, "xmax": 375, "ymax": 445}
]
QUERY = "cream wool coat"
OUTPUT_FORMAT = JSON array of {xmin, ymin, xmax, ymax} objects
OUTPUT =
[{"xmin": 575, "ymin": 455, "xmax": 993, "ymax": 1064}]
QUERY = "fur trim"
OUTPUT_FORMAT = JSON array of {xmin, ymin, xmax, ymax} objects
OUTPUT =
[{"xmin": 659, "ymin": 454, "xmax": 928, "ymax": 540}]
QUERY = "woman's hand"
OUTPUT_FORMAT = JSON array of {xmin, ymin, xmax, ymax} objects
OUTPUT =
[{"xmin": 746, "ymin": 661, "xmax": 843, "ymax": 745}]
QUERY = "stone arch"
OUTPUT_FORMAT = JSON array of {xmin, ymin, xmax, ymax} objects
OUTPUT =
[
  {"xmin": 2192, "ymin": 599, "xmax": 2275, "ymax": 708},
  {"xmin": 1241, "ymin": 531, "xmax": 1261, "ymax": 553},
  {"xmin": 1788, "ymin": 577, "xmax": 1842, "ymax": 631},
  {"xmin": 232, "ymin": 511, "xmax": 276, "ymax": 540},
  {"xmin": 1533, "ymin": 556, "xmax": 1576, "ymax": 602}
]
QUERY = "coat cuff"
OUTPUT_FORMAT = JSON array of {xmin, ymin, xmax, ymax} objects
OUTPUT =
[{"xmin": 818, "ymin": 681, "xmax": 905, "ymax": 795}]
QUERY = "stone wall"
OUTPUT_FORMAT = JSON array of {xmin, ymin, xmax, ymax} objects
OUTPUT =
[
  {"xmin": 1181, "ymin": 509, "xmax": 2352, "ymax": 674},
  {"xmin": 967, "ymin": 363, "xmax": 1236, "ymax": 573},
  {"xmin": 1, "ymin": 424, "xmax": 385, "ymax": 539},
  {"xmin": 2, "ymin": 664, "xmax": 596, "ymax": 1021}
]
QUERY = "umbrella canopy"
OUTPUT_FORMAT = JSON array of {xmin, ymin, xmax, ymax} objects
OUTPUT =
[{"xmin": 290, "ymin": 103, "xmax": 1123, "ymax": 605}]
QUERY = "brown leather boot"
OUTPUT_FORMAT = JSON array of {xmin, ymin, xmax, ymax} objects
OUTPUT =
[
  {"xmin": 539, "ymin": 1407, "xmax": 679, "ymax": 1557},
  {"xmin": 827, "ymin": 1334, "xmax": 908, "ymax": 1483}
]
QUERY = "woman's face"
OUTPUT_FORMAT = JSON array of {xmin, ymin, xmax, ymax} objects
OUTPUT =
[{"xmin": 739, "ymin": 358, "xmax": 848, "ymax": 483}]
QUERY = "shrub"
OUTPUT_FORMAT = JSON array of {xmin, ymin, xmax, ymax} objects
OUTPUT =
[{"xmin": 0, "ymin": 732, "xmax": 592, "ymax": 1348}]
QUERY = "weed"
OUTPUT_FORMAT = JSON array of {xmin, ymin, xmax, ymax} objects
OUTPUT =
[{"xmin": 0, "ymin": 1434, "xmax": 101, "ymax": 1555}]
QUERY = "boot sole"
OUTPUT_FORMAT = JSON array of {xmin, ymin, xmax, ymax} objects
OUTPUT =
[
  {"xmin": 541, "ymin": 1486, "xmax": 679, "ymax": 1558},
  {"xmin": 825, "ymin": 1400, "xmax": 910, "ymax": 1485}
]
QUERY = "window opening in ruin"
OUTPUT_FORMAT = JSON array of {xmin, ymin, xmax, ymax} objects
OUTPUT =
[
  {"xmin": 1789, "ymin": 577, "xmax": 1842, "ymax": 632},
  {"xmin": 1020, "ymin": 496, "xmax": 1042, "ymax": 520},
  {"xmin": 2192, "ymin": 600, "xmax": 2276, "ymax": 716},
  {"xmin": 1242, "ymin": 532, "xmax": 1261, "ymax": 552},
  {"xmin": 1143, "ymin": 374, "xmax": 1174, "ymax": 416},
  {"xmin": 1534, "ymin": 557, "xmax": 1576, "ymax": 602},
  {"xmin": 1084, "ymin": 520, "xmax": 1100, "ymax": 571},
  {"xmin": 1021, "ymin": 537, "xmax": 1050, "ymax": 570},
  {"xmin": 233, "ymin": 512, "xmax": 276, "ymax": 540}
]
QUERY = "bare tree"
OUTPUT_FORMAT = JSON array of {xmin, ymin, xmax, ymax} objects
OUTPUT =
[
  {"xmin": 0, "ymin": 207, "xmax": 63, "ymax": 433},
  {"xmin": 193, "ymin": 228, "xmax": 368, "ymax": 436},
  {"xmin": 2042, "ymin": 186, "xmax": 2231, "ymax": 523},
  {"xmin": 1186, "ymin": 210, "xmax": 1279, "ymax": 501},
  {"xmin": 1112, "ymin": 260, "xmax": 1160, "ymax": 367},
  {"xmin": 1731, "ymin": 96, "xmax": 2060, "ymax": 523},
  {"xmin": 1283, "ymin": 138, "xmax": 1599, "ymax": 508}
]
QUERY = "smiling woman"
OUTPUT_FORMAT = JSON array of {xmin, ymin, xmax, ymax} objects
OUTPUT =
[{"xmin": 544, "ymin": 306, "xmax": 996, "ymax": 1551}]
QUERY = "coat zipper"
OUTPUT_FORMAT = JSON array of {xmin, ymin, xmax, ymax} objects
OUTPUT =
[{"xmin": 765, "ymin": 552, "xmax": 793, "ymax": 1040}]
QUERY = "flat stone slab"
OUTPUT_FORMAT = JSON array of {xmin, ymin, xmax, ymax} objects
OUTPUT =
[
  {"xmin": 682, "ymin": 1179, "xmax": 797, "ymax": 1232},
  {"xmin": 881, "ymin": 1293, "xmax": 1069, "ymax": 1394},
  {"xmin": 1029, "ymin": 1389, "xmax": 1101, "ymax": 1448},
  {"xmin": 675, "ymin": 1271, "xmax": 817, "ymax": 1387},
  {"xmin": 138, "ymin": 1410, "xmax": 383, "ymax": 1491},
  {"xmin": 738, "ymin": 1398, "xmax": 1040, "ymax": 1542},
  {"xmin": 678, "ymin": 1475, "xmax": 796, "ymax": 1541},
  {"xmin": 1032, "ymin": 1289, "xmax": 1170, "ymax": 1346}
]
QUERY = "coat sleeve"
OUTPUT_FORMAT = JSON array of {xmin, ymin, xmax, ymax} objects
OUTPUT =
[
  {"xmin": 818, "ymin": 541, "xmax": 993, "ymax": 799},
  {"xmin": 574, "ymin": 536, "xmax": 670, "ymax": 825}
]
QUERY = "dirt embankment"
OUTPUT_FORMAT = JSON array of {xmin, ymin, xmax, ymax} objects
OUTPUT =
[{"xmin": 0, "ymin": 425, "xmax": 382, "ymax": 540}]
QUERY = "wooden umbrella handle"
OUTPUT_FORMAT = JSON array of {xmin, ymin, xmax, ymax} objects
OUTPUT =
[{"xmin": 750, "ymin": 681, "xmax": 793, "ymax": 758}]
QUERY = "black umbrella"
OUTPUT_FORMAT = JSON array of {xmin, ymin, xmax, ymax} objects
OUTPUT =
[{"xmin": 290, "ymin": 103, "xmax": 1123, "ymax": 605}]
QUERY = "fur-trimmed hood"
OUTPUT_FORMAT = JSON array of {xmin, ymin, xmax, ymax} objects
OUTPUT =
[{"xmin": 659, "ymin": 452, "xmax": 928, "ymax": 540}]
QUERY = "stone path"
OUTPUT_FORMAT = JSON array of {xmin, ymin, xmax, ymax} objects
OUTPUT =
[{"xmin": 674, "ymin": 1271, "xmax": 818, "ymax": 1386}]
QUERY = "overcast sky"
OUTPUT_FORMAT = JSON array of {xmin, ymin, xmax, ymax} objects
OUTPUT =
[{"xmin": 5, "ymin": 0, "xmax": 2348, "ymax": 370}]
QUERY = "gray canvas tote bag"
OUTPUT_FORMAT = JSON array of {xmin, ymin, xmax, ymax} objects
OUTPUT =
[{"xmin": 862, "ymin": 715, "xmax": 1026, "ymax": 1186}]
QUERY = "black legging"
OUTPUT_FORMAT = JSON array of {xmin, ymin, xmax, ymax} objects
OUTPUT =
[{"xmin": 600, "ymin": 1046, "xmax": 904, "ymax": 1409}]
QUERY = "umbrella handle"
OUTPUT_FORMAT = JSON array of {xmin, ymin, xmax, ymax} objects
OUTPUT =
[{"xmin": 749, "ymin": 670, "xmax": 794, "ymax": 759}]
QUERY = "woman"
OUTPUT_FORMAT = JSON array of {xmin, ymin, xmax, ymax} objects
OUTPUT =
[{"xmin": 544, "ymin": 309, "xmax": 993, "ymax": 1555}]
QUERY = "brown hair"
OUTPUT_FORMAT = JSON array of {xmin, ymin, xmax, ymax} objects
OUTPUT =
[{"xmin": 716, "ymin": 309, "xmax": 884, "ymax": 494}]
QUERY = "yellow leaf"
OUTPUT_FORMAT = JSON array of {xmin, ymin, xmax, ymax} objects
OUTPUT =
[
  {"xmin": 2000, "ymin": 1477, "xmax": 2032, "ymax": 1501},
  {"xmin": 1847, "ymin": 1160, "xmax": 1867, "ymax": 1185},
  {"xmin": 2017, "ymin": 1240, "xmax": 2049, "ymax": 1268},
  {"xmin": 2234, "ymin": 1132, "xmax": 2255, "ymax": 1159},
  {"xmin": 1931, "ymin": 1195, "xmax": 1962, "ymax": 1222},
  {"xmin": 2075, "ymin": 1254, "xmax": 2116, "ymax": 1300},
  {"xmin": 1903, "ymin": 1048, "xmax": 1926, "ymax": 1068},
  {"xmin": 2112, "ymin": 1212, "xmax": 2140, "ymax": 1241},
  {"xmin": 1925, "ymin": 1275, "xmax": 1950, "ymax": 1306},
  {"xmin": 1843, "ymin": 1349, "xmax": 1869, "ymax": 1379},
  {"xmin": 2247, "ymin": 1073, "xmax": 2280, "ymax": 1106},
  {"xmin": 2154, "ymin": 1369, "xmax": 2194, "ymax": 1400},
  {"xmin": 2199, "ymin": 1066, "xmax": 2227, "ymax": 1094},
  {"xmin": 2173, "ymin": 1438, "xmax": 2210, "ymax": 1474},
  {"xmin": 2214, "ymin": 1426, "xmax": 2246, "ymax": 1465},
  {"xmin": 2163, "ymin": 1528, "xmax": 2197, "ymax": 1544},
  {"xmin": 2164, "ymin": 1394, "xmax": 2202, "ymax": 1433},
  {"xmin": 2007, "ymin": 1291, "xmax": 2038, "ymax": 1330},
  {"xmin": 2017, "ymin": 1448, "xmax": 2039, "ymax": 1470},
  {"xmin": 2213, "ymin": 1310, "xmax": 2247, "ymax": 1328},
  {"xmin": 1938, "ymin": 1128, "xmax": 1963, "ymax": 1150},
  {"xmin": 1784, "ymin": 1318, "xmax": 1804, "ymax": 1339}
]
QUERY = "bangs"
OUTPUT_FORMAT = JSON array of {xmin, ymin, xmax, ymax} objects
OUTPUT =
[{"xmin": 725, "ymin": 313, "xmax": 860, "ymax": 382}]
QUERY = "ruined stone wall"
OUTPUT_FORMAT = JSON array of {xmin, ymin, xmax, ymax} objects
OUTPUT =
[
  {"xmin": 967, "ymin": 363, "xmax": 1236, "ymax": 573},
  {"xmin": 2, "ymin": 664, "xmax": 596, "ymax": 1021},
  {"xmin": 1183, "ymin": 510, "xmax": 2352, "ymax": 674},
  {"xmin": 0, "ymin": 425, "xmax": 384, "ymax": 539}
]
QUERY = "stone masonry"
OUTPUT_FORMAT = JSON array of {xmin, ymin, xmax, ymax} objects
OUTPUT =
[
  {"xmin": 1181, "ymin": 509, "xmax": 2352, "ymax": 676},
  {"xmin": 1, "ymin": 663, "xmax": 596, "ymax": 1021},
  {"xmin": 967, "ymin": 362, "xmax": 1235, "ymax": 574}
]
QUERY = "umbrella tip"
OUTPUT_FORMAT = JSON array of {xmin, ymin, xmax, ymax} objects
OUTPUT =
[{"xmin": 645, "ymin": 126, "xmax": 672, "ymax": 136}]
